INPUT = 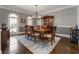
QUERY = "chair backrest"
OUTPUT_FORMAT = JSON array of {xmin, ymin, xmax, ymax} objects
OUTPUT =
[
  {"xmin": 51, "ymin": 26, "xmax": 57, "ymax": 37},
  {"xmin": 25, "ymin": 25, "xmax": 28, "ymax": 31},
  {"xmin": 30, "ymin": 26, "xmax": 34, "ymax": 31},
  {"xmin": 53, "ymin": 26, "xmax": 57, "ymax": 33},
  {"xmin": 29, "ymin": 26, "xmax": 35, "ymax": 34},
  {"xmin": 46, "ymin": 26, "xmax": 57, "ymax": 35},
  {"xmin": 47, "ymin": 25, "xmax": 52, "ymax": 29}
]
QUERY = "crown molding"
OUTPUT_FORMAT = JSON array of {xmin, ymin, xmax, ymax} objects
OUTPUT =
[
  {"xmin": 40, "ymin": 5, "xmax": 78, "ymax": 15},
  {"xmin": 0, "ymin": 5, "xmax": 30, "ymax": 16},
  {"xmin": 0, "ymin": 5, "xmax": 78, "ymax": 16}
]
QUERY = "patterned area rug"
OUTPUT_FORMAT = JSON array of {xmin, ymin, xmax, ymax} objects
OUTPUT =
[{"xmin": 14, "ymin": 35, "xmax": 61, "ymax": 54}]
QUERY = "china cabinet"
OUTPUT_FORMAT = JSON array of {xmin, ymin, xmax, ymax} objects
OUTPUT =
[{"xmin": 41, "ymin": 16, "xmax": 54, "ymax": 26}]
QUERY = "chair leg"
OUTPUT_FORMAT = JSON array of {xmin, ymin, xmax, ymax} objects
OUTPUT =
[
  {"xmin": 34, "ymin": 36, "xmax": 36, "ymax": 42},
  {"xmin": 41, "ymin": 37, "xmax": 44, "ymax": 42},
  {"xmin": 53, "ymin": 37, "xmax": 55, "ymax": 43},
  {"xmin": 51, "ymin": 39, "xmax": 53, "ymax": 45},
  {"xmin": 30, "ymin": 36, "xmax": 32, "ymax": 41},
  {"xmin": 25, "ymin": 35, "xmax": 26, "ymax": 38},
  {"xmin": 27, "ymin": 34, "xmax": 29, "ymax": 39},
  {"xmin": 25, "ymin": 34, "xmax": 27, "ymax": 38}
]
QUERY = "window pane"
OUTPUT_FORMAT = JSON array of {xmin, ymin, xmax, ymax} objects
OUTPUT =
[{"xmin": 37, "ymin": 19, "xmax": 42, "ymax": 25}]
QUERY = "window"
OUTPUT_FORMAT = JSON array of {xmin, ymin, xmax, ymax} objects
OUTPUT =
[
  {"xmin": 27, "ymin": 16, "xmax": 33, "ymax": 26},
  {"xmin": 27, "ymin": 16, "xmax": 42, "ymax": 26},
  {"xmin": 37, "ymin": 19, "xmax": 42, "ymax": 25},
  {"xmin": 8, "ymin": 13, "xmax": 19, "ymax": 33}
]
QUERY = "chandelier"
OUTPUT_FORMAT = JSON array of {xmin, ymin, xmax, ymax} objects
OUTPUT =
[{"xmin": 32, "ymin": 5, "xmax": 41, "ymax": 19}]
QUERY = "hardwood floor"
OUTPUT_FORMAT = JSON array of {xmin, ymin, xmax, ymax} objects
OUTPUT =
[
  {"xmin": 1, "ymin": 35, "xmax": 79, "ymax": 54},
  {"xmin": 50, "ymin": 37, "xmax": 79, "ymax": 54}
]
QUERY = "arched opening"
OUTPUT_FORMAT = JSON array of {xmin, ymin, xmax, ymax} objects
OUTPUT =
[{"xmin": 8, "ymin": 13, "xmax": 19, "ymax": 34}]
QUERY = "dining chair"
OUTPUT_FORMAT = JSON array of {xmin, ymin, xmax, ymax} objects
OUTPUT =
[
  {"xmin": 29, "ymin": 26, "xmax": 35, "ymax": 40},
  {"xmin": 25, "ymin": 25, "xmax": 31, "ymax": 40},
  {"xmin": 25, "ymin": 25, "xmax": 28, "ymax": 38},
  {"xmin": 43, "ymin": 26, "xmax": 57, "ymax": 45},
  {"xmin": 33, "ymin": 27, "xmax": 41, "ymax": 42},
  {"xmin": 27, "ymin": 26, "xmax": 34, "ymax": 40}
]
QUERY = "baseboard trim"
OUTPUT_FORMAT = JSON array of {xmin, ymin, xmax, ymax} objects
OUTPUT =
[{"xmin": 56, "ymin": 33, "xmax": 70, "ymax": 38}]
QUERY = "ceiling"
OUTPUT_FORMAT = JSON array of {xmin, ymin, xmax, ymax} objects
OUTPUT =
[{"xmin": 0, "ymin": 5, "xmax": 77, "ymax": 16}]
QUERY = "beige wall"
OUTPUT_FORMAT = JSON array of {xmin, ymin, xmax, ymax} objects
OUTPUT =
[
  {"xmin": 0, "ymin": 7, "xmax": 77, "ymax": 27},
  {"xmin": 0, "ymin": 7, "xmax": 78, "ymax": 33},
  {"xmin": 45, "ymin": 7, "xmax": 77, "ymax": 27},
  {"xmin": 42, "ymin": 7, "xmax": 77, "ymax": 35},
  {"xmin": 77, "ymin": 7, "xmax": 79, "ymax": 29},
  {"xmin": 0, "ymin": 8, "xmax": 28, "ymax": 27}
]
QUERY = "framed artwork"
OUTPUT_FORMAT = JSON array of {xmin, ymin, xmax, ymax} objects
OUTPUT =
[{"xmin": 21, "ymin": 19, "xmax": 26, "ymax": 23}]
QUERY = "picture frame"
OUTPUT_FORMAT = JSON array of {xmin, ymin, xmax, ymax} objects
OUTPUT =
[{"xmin": 21, "ymin": 19, "xmax": 26, "ymax": 23}]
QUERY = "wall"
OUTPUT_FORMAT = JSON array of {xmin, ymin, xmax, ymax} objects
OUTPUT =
[
  {"xmin": 0, "ymin": 30, "xmax": 1, "ymax": 50},
  {"xmin": 0, "ymin": 7, "xmax": 78, "ymax": 35},
  {"xmin": 46, "ymin": 7, "xmax": 77, "ymax": 35},
  {"xmin": 0, "ymin": 8, "xmax": 28, "ymax": 32},
  {"xmin": 77, "ymin": 7, "xmax": 79, "ymax": 29}
]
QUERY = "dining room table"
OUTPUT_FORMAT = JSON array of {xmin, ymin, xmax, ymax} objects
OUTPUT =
[{"xmin": 34, "ymin": 26, "xmax": 51, "ymax": 42}]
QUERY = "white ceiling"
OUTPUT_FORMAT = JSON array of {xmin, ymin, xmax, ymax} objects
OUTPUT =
[{"xmin": 0, "ymin": 5, "xmax": 77, "ymax": 16}]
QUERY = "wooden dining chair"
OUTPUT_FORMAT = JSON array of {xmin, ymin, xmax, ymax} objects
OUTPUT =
[
  {"xmin": 25, "ymin": 25, "xmax": 28, "ymax": 38},
  {"xmin": 27, "ymin": 26, "xmax": 41, "ymax": 42},
  {"xmin": 25, "ymin": 25, "xmax": 31, "ymax": 40},
  {"xmin": 26, "ymin": 26, "xmax": 33, "ymax": 40},
  {"xmin": 32, "ymin": 27, "xmax": 41, "ymax": 42},
  {"xmin": 43, "ymin": 26, "xmax": 57, "ymax": 45},
  {"xmin": 29, "ymin": 26, "xmax": 35, "ymax": 40}
]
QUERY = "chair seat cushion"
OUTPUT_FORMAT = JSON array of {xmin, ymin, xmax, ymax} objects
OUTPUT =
[
  {"xmin": 34, "ymin": 33, "xmax": 40, "ymax": 36},
  {"xmin": 44, "ymin": 34, "xmax": 52, "ymax": 38},
  {"xmin": 28, "ymin": 32, "xmax": 31, "ymax": 34}
]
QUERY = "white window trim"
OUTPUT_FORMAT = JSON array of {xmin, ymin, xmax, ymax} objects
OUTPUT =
[{"xmin": 8, "ymin": 13, "xmax": 19, "ymax": 33}]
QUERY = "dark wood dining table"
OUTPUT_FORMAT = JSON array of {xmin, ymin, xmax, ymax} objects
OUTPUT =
[
  {"xmin": 34, "ymin": 27, "xmax": 51, "ymax": 33},
  {"xmin": 34, "ymin": 27, "xmax": 51, "ymax": 42}
]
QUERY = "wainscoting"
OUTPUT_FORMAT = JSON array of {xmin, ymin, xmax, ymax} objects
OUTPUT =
[
  {"xmin": 19, "ymin": 26, "xmax": 71, "ymax": 38},
  {"xmin": 19, "ymin": 26, "xmax": 25, "ymax": 32},
  {"xmin": 56, "ymin": 26, "xmax": 71, "ymax": 35}
]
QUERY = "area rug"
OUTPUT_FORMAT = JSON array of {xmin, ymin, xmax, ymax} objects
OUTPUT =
[{"xmin": 14, "ymin": 35, "xmax": 61, "ymax": 54}]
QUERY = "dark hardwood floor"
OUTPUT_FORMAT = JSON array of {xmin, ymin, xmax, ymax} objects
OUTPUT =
[
  {"xmin": 2, "ymin": 35, "xmax": 79, "ymax": 54},
  {"xmin": 50, "ymin": 37, "xmax": 79, "ymax": 54}
]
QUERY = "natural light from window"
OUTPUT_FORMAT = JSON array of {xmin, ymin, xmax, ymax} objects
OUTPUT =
[
  {"xmin": 27, "ymin": 16, "xmax": 33, "ymax": 26},
  {"xmin": 8, "ymin": 13, "xmax": 18, "ymax": 33}
]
